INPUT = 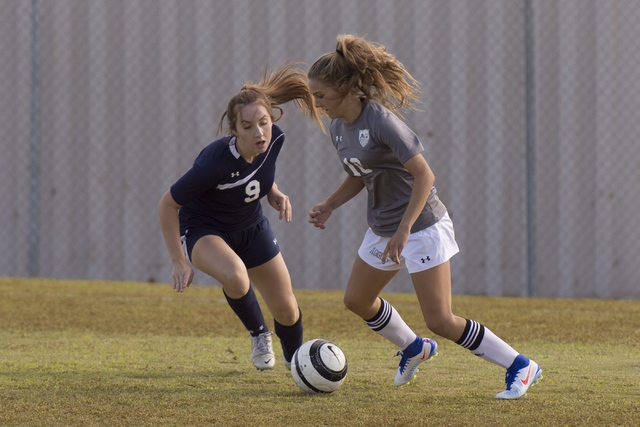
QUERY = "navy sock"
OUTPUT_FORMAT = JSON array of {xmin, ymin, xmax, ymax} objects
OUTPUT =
[
  {"xmin": 274, "ymin": 309, "xmax": 303, "ymax": 362},
  {"xmin": 224, "ymin": 287, "xmax": 268, "ymax": 337}
]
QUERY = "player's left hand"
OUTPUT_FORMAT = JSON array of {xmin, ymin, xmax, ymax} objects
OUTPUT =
[
  {"xmin": 382, "ymin": 229, "xmax": 410, "ymax": 264},
  {"xmin": 267, "ymin": 185, "xmax": 292, "ymax": 222}
]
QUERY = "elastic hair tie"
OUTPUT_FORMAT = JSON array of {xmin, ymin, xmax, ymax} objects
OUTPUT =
[{"xmin": 336, "ymin": 48, "xmax": 344, "ymax": 57}]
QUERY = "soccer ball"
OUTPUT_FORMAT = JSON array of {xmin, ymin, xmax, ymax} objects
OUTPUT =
[{"xmin": 291, "ymin": 339, "xmax": 348, "ymax": 394}]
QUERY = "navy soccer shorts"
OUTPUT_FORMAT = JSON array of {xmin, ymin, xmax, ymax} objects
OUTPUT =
[{"xmin": 181, "ymin": 216, "xmax": 281, "ymax": 269}]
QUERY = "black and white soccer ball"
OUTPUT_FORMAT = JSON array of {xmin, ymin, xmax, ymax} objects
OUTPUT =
[{"xmin": 291, "ymin": 339, "xmax": 348, "ymax": 394}]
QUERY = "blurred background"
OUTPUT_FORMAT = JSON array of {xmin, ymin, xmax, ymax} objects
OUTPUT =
[{"xmin": 1, "ymin": 0, "xmax": 639, "ymax": 299}]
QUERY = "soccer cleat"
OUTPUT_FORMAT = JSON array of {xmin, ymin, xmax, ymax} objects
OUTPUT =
[
  {"xmin": 250, "ymin": 331, "xmax": 275, "ymax": 370},
  {"xmin": 495, "ymin": 355, "xmax": 542, "ymax": 399},
  {"xmin": 394, "ymin": 338, "xmax": 438, "ymax": 386}
]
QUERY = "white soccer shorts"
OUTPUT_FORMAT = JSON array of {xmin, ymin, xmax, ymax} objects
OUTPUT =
[{"xmin": 357, "ymin": 211, "xmax": 460, "ymax": 273}]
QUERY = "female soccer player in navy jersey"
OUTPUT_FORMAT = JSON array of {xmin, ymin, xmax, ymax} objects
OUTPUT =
[
  {"xmin": 159, "ymin": 63, "xmax": 323, "ymax": 371},
  {"xmin": 306, "ymin": 35, "xmax": 542, "ymax": 399}
]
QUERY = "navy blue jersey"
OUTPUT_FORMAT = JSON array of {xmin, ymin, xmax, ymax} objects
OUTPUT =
[{"xmin": 171, "ymin": 125, "xmax": 285, "ymax": 233}]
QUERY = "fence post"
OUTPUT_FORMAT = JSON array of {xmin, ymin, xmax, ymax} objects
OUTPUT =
[
  {"xmin": 524, "ymin": 0, "xmax": 536, "ymax": 297},
  {"xmin": 29, "ymin": 0, "xmax": 41, "ymax": 277}
]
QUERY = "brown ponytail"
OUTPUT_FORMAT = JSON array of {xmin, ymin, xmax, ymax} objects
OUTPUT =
[{"xmin": 219, "ymin": 62, "xmax": 324, "ymax": 134}]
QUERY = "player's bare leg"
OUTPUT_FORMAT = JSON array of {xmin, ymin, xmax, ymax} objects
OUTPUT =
[
  {"xmin": 191, "ymin": 236, "xmax": 275, "ymax": 370},
  {"xmin": 249, "ymin": 253, "xmax": 299, "ymax": 325},
  {"xmin": 343, "ymin": 255, "xmax": 398, "ymax": 319},
  {"xmin": 191, "ymin": 235, "xmax": 251, "ymax": 298},
  {"xmin": 410, "ymin": 260, "xmax": 466, "ymax": 341},
  {"xmin": 250, "ymin": 253, "xmax": 302, "ymax": 368},
  {"xmin": 344, "ymin": 256, "xmax": 436, "ymax": 385},
  {"xmin": 412, "ymin": 260, "xmax": 541, "ymax": 398}
]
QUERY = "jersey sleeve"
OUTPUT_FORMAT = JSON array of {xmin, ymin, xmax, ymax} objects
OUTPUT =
[
  {"xmin": 170, "ymin": 154, "xmax": 221, "ymax": 207},
  {"xmin": 373, "ymin": 111, "xmax": 424, "ymax": 164}
]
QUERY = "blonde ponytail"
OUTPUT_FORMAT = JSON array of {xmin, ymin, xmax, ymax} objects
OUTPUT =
[{"xmin": 309, "ymin": 34, "xmax": 422, "ymax": 117}]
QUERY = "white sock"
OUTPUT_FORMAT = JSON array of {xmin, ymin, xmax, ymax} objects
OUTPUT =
[
  {"xmin": 364, "ymin": 298, "xmax": 417, "ymax": 350},
  {"xmin": 456, "ymin": 319, "xmax": 518, "ymax": 369}
]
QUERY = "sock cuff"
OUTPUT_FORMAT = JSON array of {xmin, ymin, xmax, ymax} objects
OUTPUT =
[
  {"xmin": 456, "ymin": 319, "xmax": 485, "ymax": 351},
  {"xmin": 364, "ymin": 298, "xmax": 392, "ymax": 332},
  {"xmin": 274, "ymin": 308, "xmax": 302, "ymax": 330},
  {"xmin": 223, "ymin": 286, "xmax": 254, "ymax": 305}
]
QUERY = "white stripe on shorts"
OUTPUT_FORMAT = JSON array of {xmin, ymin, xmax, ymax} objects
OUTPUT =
[{"xmin": 180, "ymin": 234, "xmax": 191, "ymax": 263}]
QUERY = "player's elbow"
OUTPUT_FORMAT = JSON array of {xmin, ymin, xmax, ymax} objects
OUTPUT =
[{"xmin": 159, "ymin": 190, "xmax": 181, "ymax": 212}]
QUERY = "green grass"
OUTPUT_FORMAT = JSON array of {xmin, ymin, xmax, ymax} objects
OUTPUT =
[{"xmin": 0, "ymin": 277, "xmax": 639, "ymax": 426}]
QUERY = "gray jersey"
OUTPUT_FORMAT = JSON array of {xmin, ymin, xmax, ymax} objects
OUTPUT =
[{"xmin": 330, "ymin": 101, "xmax": 446, "ymax": 237}]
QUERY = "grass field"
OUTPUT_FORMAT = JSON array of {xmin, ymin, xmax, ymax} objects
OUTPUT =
[{"xmin": 0, "ymin": 277, "xmax": 638, "ymax": 426}]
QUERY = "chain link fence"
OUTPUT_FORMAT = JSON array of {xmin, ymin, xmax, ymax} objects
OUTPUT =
[{"xmin": 2, "ymin": 0, "xmax": 639, "ymax": 299}]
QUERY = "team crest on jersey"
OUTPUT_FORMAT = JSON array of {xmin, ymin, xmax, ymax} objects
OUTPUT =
[{"xmin": 359, "ymin": 129, "xmax": 369, "ymax": 147}]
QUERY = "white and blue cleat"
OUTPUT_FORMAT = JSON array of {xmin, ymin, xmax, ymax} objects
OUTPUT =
[
  {"xmin": 495, "ymin": 354, "xmax": 542, "ymax": 399},
  {"xmin": 394, "ymin": 337, "xmax": 438, "ymax": 386}
]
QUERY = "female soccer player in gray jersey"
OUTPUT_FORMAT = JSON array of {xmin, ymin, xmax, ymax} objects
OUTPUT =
[
  {"xmin": 307, "ymin": 34, "xmax": 541, "ymax": 399},
  {"xmin": 159, "ymin": 63, "xmax": 323, "ymax": 372}
]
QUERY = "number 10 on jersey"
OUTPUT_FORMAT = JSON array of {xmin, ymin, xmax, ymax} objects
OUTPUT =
[{"xmin": 343, "ymin": 158, "xmax": 372, "ymax": 176}]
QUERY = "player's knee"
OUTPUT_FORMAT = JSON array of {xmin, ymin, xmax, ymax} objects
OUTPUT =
[
  {"xmin": 342, "ymin": 294, "xmax": 356, "ymax": 312},
  {"xmin": 343, "ymin": 294, "xmax": 367, "ymax": 317},
  {"xmin": 273, "ymin": 307, "xmax": 299, "ymax": 326},
  {"xmin": 424, "ymin": 314, "xmax": 453, "ymax": 338},
  {"xmin": 219, "ymin": 268, "xmax": 250, "ymax": 298}
]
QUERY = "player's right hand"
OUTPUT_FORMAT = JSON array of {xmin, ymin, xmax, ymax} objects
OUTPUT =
[
  {"xmin": 171, "ymin": 259, "xmax": 194, "ymax": 293},
  {"xmin": 308, "ymin": 203, "xmax": 332, "ymax": 229}
]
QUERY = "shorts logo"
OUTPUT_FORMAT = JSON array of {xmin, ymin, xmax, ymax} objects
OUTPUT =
[
  {"xmin": 369, "ymin": 247, "xmax": 390, "ymax": 262},
  {"xmin": 359, "ymin": 129, "xmax": 370, "ymax": 147},
  {"xmin": 273, "ymin": 238, "xmax": 277, "ymax": 245},
  {"xmin": 421, "ymin": 256, "xmax": 431, "ymax": 263}
]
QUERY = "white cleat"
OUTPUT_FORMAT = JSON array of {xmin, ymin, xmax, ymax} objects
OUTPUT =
[
  {"xmin": 495, "ymin": 355, "xmax": 542, "ymax": 399},
  {"xmin": 250, "ymin": 331, "xmax": 275, "ymax": 371},
  {"xmin": 394, "ymin": 338, "xmax": 438, "ymax": 386}
]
